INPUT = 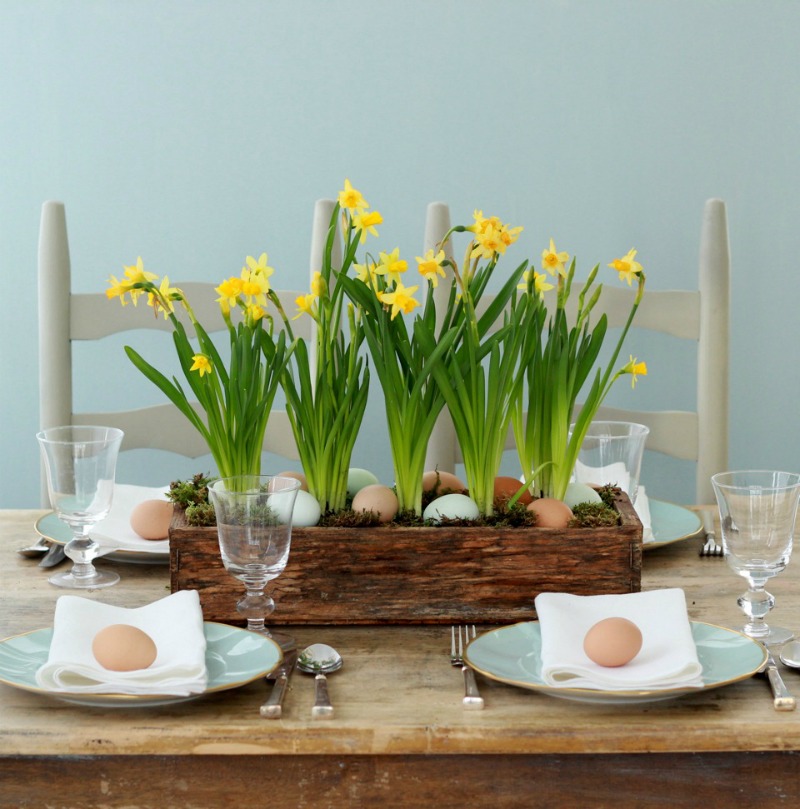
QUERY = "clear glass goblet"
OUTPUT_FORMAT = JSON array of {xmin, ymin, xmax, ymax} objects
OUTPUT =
[
  {"xmin": 208, "ymin": 475, "xmax": 301, "ymax": 652},
  {"xmin": 712, "ymin": 470, "xmax": 800, "ymax": 645},
  {"xmin": 36, "ymin": 425, "xmax": 124, "ymax": 589}
]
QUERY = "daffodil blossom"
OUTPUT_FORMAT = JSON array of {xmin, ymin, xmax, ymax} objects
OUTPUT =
[
  {"xmin": 608, "ymin": 248, "xmax": 644, "ymax": 286},
  {"xmin": 354, "ymin": 261, "xmax": 380, "ymax": 292},
  {"xmin": 105, "ymin": 257, "xmax": 158, "ymax": 306},
  {"xmin": 352, "ymin": 209, "xmax": 383, "ymax": 243},
  {"xmin": 293, "ymin": 292, "xmax": 319, "ymax": 321},
  {"xmin": 416, "ymin": 249, "xmax": 447, "ymax": 287},
  {"xmin": 378, "ymin": 281, "xmax": 420, "ymax": 319},
  {"xmin": 147, "ymin": 275, "xmax": 181, "ymax": 318},
  {"xmin": 541, "ymin": 239, "xmax": 570, "ymax": 277},
  {"xmin": 338, "ymin": 178, "xmax": 368, "ymax": 211},
  {"xmin": 622, "ymin": 355, "xmax": 648, "ymax": 387},
  {"xmin": 375, "ymin": 248, "xmax": 409, "ymax": 285},
  {"xmin": 190, "ymin": 354, "xmax": 212, "ymax": 377},
  {"xmin": 517, "ymin": 269, "xmax": 554, "ymax": 298}
]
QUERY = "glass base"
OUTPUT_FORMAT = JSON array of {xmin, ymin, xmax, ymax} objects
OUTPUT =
[
  {"xmin": 248, "ymin": 627, "xmax": 296, "ymax": 652},
  {"xmin": 49, "ymin": 568, "xmax": 120, "ymax": 589},
  {"xmin": 739, "ymin": 624, "xmax": 794, "ymax": 646}
]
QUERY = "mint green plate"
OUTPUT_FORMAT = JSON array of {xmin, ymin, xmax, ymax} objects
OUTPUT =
[
  {"xmin": 646, "ymin": 499, "xmax": 703, "ymax": 550},
  {"xmin": 465, "ymin": 621, "xmax": 766, "ymax": 705},
  {"xmin": 0, "ymin": 622, "xmax": 281, "ymax": 708}
]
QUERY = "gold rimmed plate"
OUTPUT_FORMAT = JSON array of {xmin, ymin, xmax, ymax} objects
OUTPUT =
[
  {"xmin": 0, "ymin": 622, "xmax": 281, "ymax": 708},
  {"xmin": 644, "ymin": 499, "xmax": 703, "ymax": 551},
  {"xmin": 465, "ymin": 621, "xmax": 766, "ymax": 705}
]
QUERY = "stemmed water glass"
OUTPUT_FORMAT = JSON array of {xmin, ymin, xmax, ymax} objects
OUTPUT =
[
  {"xmin": 208, "ymin": 475, "xmax": 301, "ymax": 652},
  {"xmin": 712, "ymin": 470, "xmax": 800, "ymax": 645},
  {"xmin": 36, "ymin": 425, "xmax": 124, "ymax": 589}
]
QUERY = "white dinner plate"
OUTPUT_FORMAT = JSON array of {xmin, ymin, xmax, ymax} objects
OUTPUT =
[
  {"xmin": 35, "ymin": 512, "xmax": 169, "ymax": 565},
  {"xmin": 465, "ymin": 620, "xmax": 766, "ymax": 705},
  {"xmin": 645, "ymin": 499, "xmax": 703, "ymax": 551},
  {"xmin": 0, "ymin": 622, "xmax": 281, "ymax": 707}
]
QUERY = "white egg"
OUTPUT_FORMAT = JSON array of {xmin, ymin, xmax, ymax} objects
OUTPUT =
[
  {"xmin": 423, "ymin": 493, "xmax": 480, "ymax": 523},
  {"xmin": 347, "ymin": 468, "xmax": 380, "ymax": 498},
  {"xmin": 292, "ymin": 490, "xmax": 322, "ymax": 527},
  {"xmin": 563, "ymin": 482, "xmax": 603, "ymax": 509}
]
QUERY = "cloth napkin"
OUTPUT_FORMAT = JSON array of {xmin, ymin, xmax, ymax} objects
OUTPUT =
[
  {"xmin": 534, "ymin": 589, "xmax": 703, "ymax": 691},
  {"xmin": 36, "ymin": 590, "xmax": 208, "ymax": 695},
  {"xmin": 91, "ymin": 483, "xmax": 171, "ymax": 553},
  {"xmin": 635, "ymin": 486, "xmax": 654, "ymax": 542}
]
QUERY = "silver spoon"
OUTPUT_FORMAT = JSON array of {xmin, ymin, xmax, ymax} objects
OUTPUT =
[
  {"xmin": 779, "ymin": 641, "xmax": 800, "ymax": 669},
  {"xmin": 17, "ymin": 537, "xmax": 52, "ymax": 558},
  {"xmin": 297, "ymin": 643, "xmax": 343, "ymax": 719}
]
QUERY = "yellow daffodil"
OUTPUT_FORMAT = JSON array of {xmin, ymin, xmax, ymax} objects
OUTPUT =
[
  {"xmin": 608, "ymin": 248, "xmax": 644, "ymax": 286},
  {"xmin": 338, "ymin": 178, "xmax": 368, "ymax": 211},
  {"xmin": 310, "ymin": 270, "xmax": 326, "ymax": 298},
  {"xmin": 293, "ymin": 293, "xmax": 318, "ymax": 320},
  {"xmin": 215, "ymin": 277, "xmax": 243, "ymax": 309},
  {"xmin": 622, "ymin": 355, "xmax": 648, "ymax": 388},
  {"xmin": 147, "ymin": 275, "xmax": 181, "ymax": 318},
  {"xmin": 105, "ymin": 274, "xmax": 130, "ymax": 304},
  {"xmin": 468, "ymin": 209, "xmax": 503, "ymax": 235},
  {"xmin": 245, "ymin": 303, "xmax": 265, "ymax": 325},
  {"xmin": 518, "ymin": 269, "xmax": 555, "ymax": 298},
  {"xmin": 470, "ymin": 224, "xmax": 506, "ymax": 260},
  {"xmin": 376, "ymin": 248, "xmax": 408, "ymax": 285},
  {"xmin": 378, "ymin": 281, "xmax": 421, "ymax": 319},
  {"xmin": 190, "ymin": 354, "xmax": 212, "ymax": 377},
  {"xmin": 352, "ymin": 209, "xmax": 383, "ymax": 243},
  {"xmin": 354, "ymin": 261, "xmax": 380, "ymax": 291},
  {"xmin": 541, "ymin": 239, "xmax": 570, "ymax": 277},
  {"xmin": 500, "ymin": 225, "xmax": 523, "ymax": 249},
  {"xmin": 416, "ymin": 249, "xmax": 447, "ymax": 287},
  {"xmin": 106, "ymin": 257, "xmax": 158, "ymax": 306}
]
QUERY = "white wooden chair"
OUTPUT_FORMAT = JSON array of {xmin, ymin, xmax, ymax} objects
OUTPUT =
[
  {"xmin": 38, "ymin": 199, "xmax": 339, "ymax": 505},
  {"xmin": 423, "ymin": 198, "xmax": 731, "ymax": 505}
]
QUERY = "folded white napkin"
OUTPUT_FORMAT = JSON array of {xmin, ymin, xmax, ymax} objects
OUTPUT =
[
  {"xmin": 635, "ymin": 486, "xmax": 654, "ymax": 542},
  {"xmin": 91, "ymin": 483, "xmax": 171, "ymax": 553},
  {"xmin": 534, "ymin": 589, "xmax": 703, "ymax": 691},
  {"xmin": 36, "ymin": 591, "xmax": 208, "ymax": 695}
]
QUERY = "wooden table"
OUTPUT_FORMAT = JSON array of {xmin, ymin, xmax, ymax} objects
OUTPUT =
[{"xmin": 2, "ymin": 509, "xmax": 800, "ymax": 808}]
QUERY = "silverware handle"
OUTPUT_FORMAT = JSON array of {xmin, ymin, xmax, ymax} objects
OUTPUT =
[
  {"xmin": 312, "ymin": 673, "xmax": 334, "ymax": 719},
  {"xmin": 767, "ymin": 665, "xmax": 796, "ymax": 711},
  {"xmin": 462, "ymin": 665, "xmax": 484, "ymax": 710},
  {"xmin": 702, "ymin": 509, "xmax": 716, "ymax": 538},
  {"xmin": 260, "ymin": 673, "xmax": 289, "ymax": 719}
]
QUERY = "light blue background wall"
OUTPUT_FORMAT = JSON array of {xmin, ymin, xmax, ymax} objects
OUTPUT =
[{"xmin": 2, "ymin": 0, "xmax": 799, "ymax": 508}]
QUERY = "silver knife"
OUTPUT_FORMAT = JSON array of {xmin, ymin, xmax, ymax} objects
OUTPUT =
[
  {"xmin": 762, "ymin": 648, "xmax": 796, "ymax": 711},
  {"xmin": 260, "ymin": 651, "xmax": 297, "ymax": 719}
]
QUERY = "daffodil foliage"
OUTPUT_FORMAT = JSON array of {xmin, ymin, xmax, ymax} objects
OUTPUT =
[
  {"xmin": 106, "ymin": 256, "xmax": 291, "ymax": 480},
  {"xmin": 512, "ymin": 248, "xmax": 647, "ymax": 501},
  {"xmin": 277, "ymin": 197, "xmax": 370, "ymax": 514}
]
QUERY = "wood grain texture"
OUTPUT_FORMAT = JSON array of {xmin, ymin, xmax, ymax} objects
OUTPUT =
[{"xmin": 170, "ymin": 491, "xmax": 642, "ymax": 624}]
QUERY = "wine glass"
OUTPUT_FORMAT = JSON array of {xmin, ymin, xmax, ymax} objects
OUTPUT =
[
  {"xmin": 712, "ymin": 470, "xmax": 800, "ymax": 645},
  {"xmin": 208, "ymin": 475, "xmax": 301, "ymax": 652},
  {"xmin": 36, "ymin": 425, "xmax": 124, "ymax": 589}
]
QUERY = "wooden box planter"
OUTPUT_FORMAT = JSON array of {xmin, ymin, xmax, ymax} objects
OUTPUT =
[{"xmin": 169, "ymin": 491, "xmax": 642, "ymax": 626}]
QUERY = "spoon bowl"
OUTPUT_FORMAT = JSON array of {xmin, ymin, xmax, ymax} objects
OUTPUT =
[
  {"xmin": 17, "ymin": 538, "xmax": 52, "ymax": 558},
  {"xmin": 298, "ymin": 643, "xmax": 342, "ymax": 718},
  {"xmin": 780, "ymin": 641, "xmax": 800, "ymax": 669}
]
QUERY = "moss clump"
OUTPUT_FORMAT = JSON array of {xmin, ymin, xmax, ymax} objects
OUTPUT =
[
  {"xmin": 185, "ymin": 502, "xmax": 216, "ymax": 526},
  {"xmin": 569, "ymin": 501, "xmax": 620, "ymax": 527},
  {"xmin": 168, "ymin": 473, "xmax": 214, "ymax": 509}
]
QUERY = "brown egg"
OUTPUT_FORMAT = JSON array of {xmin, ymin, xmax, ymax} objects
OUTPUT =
[
  {"xmin": 129, "ymin": 499, "xmax": 174, "ymax": 540},
  {"xmin": 92, "ymin": 624, "xmax": 158, "ymax": 672},
  {"xmin": 526, "ymin": 498, "xmax": 573, "ymax": 528},
  {"xmin": 583, "ymin": 617, "xmax": 643, "ymax": 667},
  {"xmin": 493, "ymin": 476, "xmax": 533, "ymax": 506},
  {"xmin": 422, "ymin": 470, "xmax": 466, "ymax": 494},
  {"xmin": 351, "ymin": 484, "xmax": 399, "ymax": 523},
  {"xmin": 276, "ymin": 471, "xmax": 309, "ymax": 492}
]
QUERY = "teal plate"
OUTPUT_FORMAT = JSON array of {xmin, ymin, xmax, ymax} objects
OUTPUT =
[
  {"xmin": 465, "ymin": 621, "xmax": 766, "ymax": 705},
  {"xmin": 0, "ymin": 622, "xmax": 281, "ymax": 708},
  {"xmin": 35, "ymin": 512, "xmax": 169, "ymax": 565},
  {"xmin": 646, "ymin": 499, "xmax": 703, "ymax": 550}
]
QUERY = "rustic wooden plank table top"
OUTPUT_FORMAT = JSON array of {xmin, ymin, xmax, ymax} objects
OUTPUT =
[{"xmin": 2, "ymin": 508, "xmax": 800, "ymax": 808}]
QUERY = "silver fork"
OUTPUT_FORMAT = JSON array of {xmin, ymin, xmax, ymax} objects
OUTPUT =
[
  {"xmin": 450, "ymin": 625, "xmax": 484, "ymax": 710},
  {"xmin": 699, "ymin": 509, "xmax": 724, "ymax": 557}
]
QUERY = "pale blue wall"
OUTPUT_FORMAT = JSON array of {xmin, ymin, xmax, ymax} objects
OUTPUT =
[{"xmin": 2, "ymin": 0, "xmax": 799, "ymax": 508}]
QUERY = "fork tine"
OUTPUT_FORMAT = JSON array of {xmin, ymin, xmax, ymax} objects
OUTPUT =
[
  {"xmin": 450, "ymin": 625, "xmax": 456, "ymax": 660},
  {"xmin": 457, "ymin": 625, "xmax": 464, "ymax": 660}
]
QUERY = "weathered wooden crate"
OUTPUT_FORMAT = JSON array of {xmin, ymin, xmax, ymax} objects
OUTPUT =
[{"xmin": 169, "ymin": 491, "xmax": 642, "ymax": 625}]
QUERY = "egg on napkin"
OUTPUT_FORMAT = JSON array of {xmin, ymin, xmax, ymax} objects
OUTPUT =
[
  {"xmin": 130, "ymin": 499, "xmax": 174, "ymax": 540},
  {"xmin": 533, "ymin": 589, "xmax": 704, "ymax": 691},
  {"xmin": 92, "ymin": 624, "xmax": 158, "ymax": 672},
  {"xmin": 35, "ymin": 591, "xmax": 208, "ymax": 695},
  {"xmin": 583, "ymin": 617, "xmax": 643, "ymax": 667}
]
